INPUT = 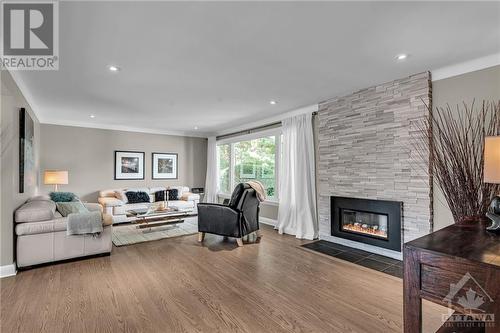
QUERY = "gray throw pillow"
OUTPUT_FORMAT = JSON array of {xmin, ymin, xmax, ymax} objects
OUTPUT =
[{"xmin": 56, "ymin": 201, "xmax": 89, "ymax": 217}]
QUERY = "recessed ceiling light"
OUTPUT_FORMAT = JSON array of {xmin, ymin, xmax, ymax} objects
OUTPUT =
[
  {"xmin": 108, "ymin": 65, "xmax": 120, "ymax": 72},
  {"xmin": 90, "ymin": 114, "xmax": 95, "ymax": 118},
  {"xmin": 269, "ymin": 100, "xmax": 278, "ymax": 105},
  {"xmin": 194, "ymin": 126, "xmax": 199, "ymax": 130},
  {"xmin": 396, "ymin": 54, "xmax": 408, "ymax": 61}
]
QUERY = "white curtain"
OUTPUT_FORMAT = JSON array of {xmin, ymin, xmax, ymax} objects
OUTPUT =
[
  {"xmin": 276, "ymin": 113, "xmax": 318, "ymax": 240},
  {"xmin": 204, "ymin": 136, "xmax": 218, "ymax": 203}
]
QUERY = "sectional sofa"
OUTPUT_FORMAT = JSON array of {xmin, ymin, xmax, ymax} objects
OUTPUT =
[
  {"xmin": 98, "ymin": 186, "xmax": 200, "ymax": 224},
  {"xmin": 15, "ymin": 196, "xmax": 113, "ymax": 268}
]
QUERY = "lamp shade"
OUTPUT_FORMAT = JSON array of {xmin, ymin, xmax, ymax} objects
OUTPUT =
[
  {"xmin": 44, "ymin": 170, "xmax": 69, "ymax": 185},
  {"xmin": 484, "ymin": 136, "xmax": 500, "ymax": 184}
]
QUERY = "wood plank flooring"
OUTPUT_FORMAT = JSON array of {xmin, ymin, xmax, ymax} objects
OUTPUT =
[{"xmin": 1, "ymin": 225, "xmax": 446, "ymax": 333}]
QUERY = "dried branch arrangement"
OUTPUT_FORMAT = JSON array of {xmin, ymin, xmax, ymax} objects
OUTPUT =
[{"xmin": 416, "ymin": 100, "xmax": 500, "ymax": 223}]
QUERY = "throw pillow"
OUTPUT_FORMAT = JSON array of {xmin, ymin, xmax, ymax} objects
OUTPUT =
[
  {"xmin": 125, "ymin": 191, "xmax": 150, "ymax": 204},
  {"xmin": 168, "ymin": 189, "xmax": 179, "ymax": 200},
  {"xmin": 155, "ymin": 190, "xmax": 166, "ymax": 202},
  {"xmin": 114, "ymin": 190, "xmax": 129, "ymax": 204},
  {"xmin": 154, "ymin": 189, "xmax": 179, "ymax": 201},
  {"xmin": 56, "ymin": 201, "xmax": 89, "ymax": 217},
  {"xmin": 50, "ymin": 192, "xmax": 76, "ymax": 202}
]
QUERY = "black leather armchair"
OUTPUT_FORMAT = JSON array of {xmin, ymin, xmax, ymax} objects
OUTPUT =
[{"xmin": 197, "ymin": 183, "xmax": 260, "ymax": 246}]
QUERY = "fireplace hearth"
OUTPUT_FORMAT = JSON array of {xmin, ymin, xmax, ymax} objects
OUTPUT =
[{"xmin": 331, "ymin": 197, "xmax": 402, "ymax": 252}]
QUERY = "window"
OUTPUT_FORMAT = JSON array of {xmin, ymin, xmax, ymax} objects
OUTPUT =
[{"xmin": 217, "ymin": 132, "xmax": 280, "ymax": 201}]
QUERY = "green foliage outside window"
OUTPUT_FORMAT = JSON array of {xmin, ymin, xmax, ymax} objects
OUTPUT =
[{"xmin": 217, "ymin": 136, "xmax": 276, "ymax": 199}]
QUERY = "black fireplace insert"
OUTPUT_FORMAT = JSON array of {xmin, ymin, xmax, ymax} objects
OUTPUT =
[{"xmin": 331, "ymin": 196, "xmax": 402, "ymax": 251}]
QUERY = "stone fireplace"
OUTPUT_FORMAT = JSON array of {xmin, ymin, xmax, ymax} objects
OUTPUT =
[{"xmin": 317, "ymin": 72, "xmax": 433, "ymax": 258}]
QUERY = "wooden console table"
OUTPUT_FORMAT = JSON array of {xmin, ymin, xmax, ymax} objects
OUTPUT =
[{"xmin": 404, "ymin": 221, "xmax": 500, "ymax": 333}]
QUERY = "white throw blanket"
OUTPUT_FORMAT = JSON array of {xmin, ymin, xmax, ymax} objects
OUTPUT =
[
  {"xmin": 67, "ymin": 211, "xmax": 103, "ymax": 236},
  {"xmin": 246, "ymin": 181, "xmax": 267, "ymax": 202}
]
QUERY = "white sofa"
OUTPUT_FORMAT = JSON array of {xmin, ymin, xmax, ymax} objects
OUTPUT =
[
  {"xmin": 15, "ymin": 196, "xmax": 112, "ymax": 268},
  {"xmin": 98, "ymin": 186, "xmax": 200, "ymax": 224}
]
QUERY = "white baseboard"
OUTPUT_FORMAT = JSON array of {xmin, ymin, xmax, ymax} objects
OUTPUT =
[
  {"xmin": 260, "ymin": 217, "xmax": 277, "ymax": 227},
  {"xmin": 0, "ymin": 263, "xmax": 17, "ymax": 278}
]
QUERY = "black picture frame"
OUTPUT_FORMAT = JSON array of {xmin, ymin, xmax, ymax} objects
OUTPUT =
[
  {"xmin": 114, "ymin": 150, "xmax": 145, "ymax": 180},
  {"xmin": 152, "ymin": 152, "xmax": 178, "ymax": 180}
]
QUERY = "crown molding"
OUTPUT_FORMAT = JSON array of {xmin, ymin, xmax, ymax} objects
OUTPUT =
[
  {"xmin": 431, "ymin": 53, "xmax": 500, "ymax": 81},
  {"xmin": 41, "ymin": 119, "xmax": 210, "ymax": 138}
]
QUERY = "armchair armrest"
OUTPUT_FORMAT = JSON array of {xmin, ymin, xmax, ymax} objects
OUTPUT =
[
  {"xmin": 98, "ymin": 197, "xmax": 124, "ymax": 207},
  {"xmin": 197, "ymin": 203, "xmax": 241, "ymax": 237}
]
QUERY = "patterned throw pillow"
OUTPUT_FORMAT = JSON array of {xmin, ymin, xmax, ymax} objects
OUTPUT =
[
  {"xmin": 125, "ymin": 191, "xmax": 150, "ymax": 204},
  {"xmin": 168, "ymin": 189, "xmax": 179, "ymax": 200},
  {"xmin": 154, "ymin": 189, "xmax": 179, "ymax": 201},
  {"xmin": 56, "ymin": 201, "xmax": 89, "ymax": 217},
  {"xmin": 50, "ymin": 192, "xmax": 76, "ymax": 202}
]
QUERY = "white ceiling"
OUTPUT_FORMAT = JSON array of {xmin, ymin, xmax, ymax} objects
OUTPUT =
[{"xmin": 12, "ymin": 1, "xmax": 500, "ymax": 137}]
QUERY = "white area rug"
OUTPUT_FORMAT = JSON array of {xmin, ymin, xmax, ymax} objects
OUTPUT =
[{"xmin": 112, "ymin": 217, "xmax": 198, "ymax": 246}]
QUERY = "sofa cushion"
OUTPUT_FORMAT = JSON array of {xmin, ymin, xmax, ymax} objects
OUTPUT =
[
  {"xmin": 16, "ymin": 218, "xmax": 68, "ymax": 235},
  {"xmin": 15, "ymin": 200, "xmax": 56, "ymax": 223},
  {"xmin": 56, "ymin": 201, "xmax": 89, "ymax": 217},
  {"xmin": 180, "ymin": 192, "xmax": 200, "ymax": 201},
  {"xmin": 168, "ymin": 200, "xmax": 195, "ymax": 210}
]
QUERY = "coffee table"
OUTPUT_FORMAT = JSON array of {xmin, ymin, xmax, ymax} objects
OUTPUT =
[{"xmin": 126, "ymin": 207, "xmax": 197, "ymax": 230}]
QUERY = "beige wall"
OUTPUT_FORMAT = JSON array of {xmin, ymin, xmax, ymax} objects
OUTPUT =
[
  {"xmin": 40, "ymin": 124, "xmax": 207, "ymax": 202},
  {"xmin": 432, "ymin": 65, "xmax": 500, "ymax": 230},
  {"xmin": 1, "ymin": 71, "xmax": 41, "ymax": 267}
]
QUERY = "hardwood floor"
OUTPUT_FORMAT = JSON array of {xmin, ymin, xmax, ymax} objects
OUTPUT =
[{"xmin": 1, "ymin": 225, "xmax": 445, "ymax": 333}]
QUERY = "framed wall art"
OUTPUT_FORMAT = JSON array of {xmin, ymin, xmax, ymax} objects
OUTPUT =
[
  {"xmin": 115, "ymin": 151, "xmax": 145, "ymax": 180},
  {"xmin": 152, "ymin": 153, "xmax": 178, "ymax": 179}
]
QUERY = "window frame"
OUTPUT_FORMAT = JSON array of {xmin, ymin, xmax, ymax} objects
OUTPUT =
[{"xmin": 216, "ymin": 128, "xmax": 281, "ymax": 204}]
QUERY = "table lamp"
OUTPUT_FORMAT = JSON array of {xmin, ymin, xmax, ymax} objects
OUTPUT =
[
  {"xmin": 44, "ymin": 170, "xmax": 68, "ymax": 192},
  {"xmin": 484, "ymin": 136, "xmax": 500, "ymax": 231}
]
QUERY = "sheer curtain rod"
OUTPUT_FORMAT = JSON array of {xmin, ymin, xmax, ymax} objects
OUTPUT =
[{"xmin": 216, "ymin": 111, "xmax": 317, "ymax": 141}]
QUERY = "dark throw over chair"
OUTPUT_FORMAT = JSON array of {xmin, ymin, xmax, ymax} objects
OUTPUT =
[{"xmin": 197, "ymin": 183, "xmax": 261, "ymax": 246}]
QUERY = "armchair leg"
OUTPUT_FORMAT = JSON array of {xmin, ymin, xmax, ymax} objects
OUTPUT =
[
  {"xmin": 198, "ymin": 232, "xmax": 205, "ymax": 242},
  {"xmin": 236, "ymin": 238, "xmax": 244, "ymax": 247}
]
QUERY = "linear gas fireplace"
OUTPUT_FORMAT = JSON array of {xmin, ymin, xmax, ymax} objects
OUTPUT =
[{"xmin": 331, "ymin": 197, "xmax": 402, "ymax": 252}]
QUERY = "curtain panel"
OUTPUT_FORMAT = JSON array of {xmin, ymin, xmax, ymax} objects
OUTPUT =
[{"xmin": 276, "ymin": 113, "xmax": 318, "ymax": 239}]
